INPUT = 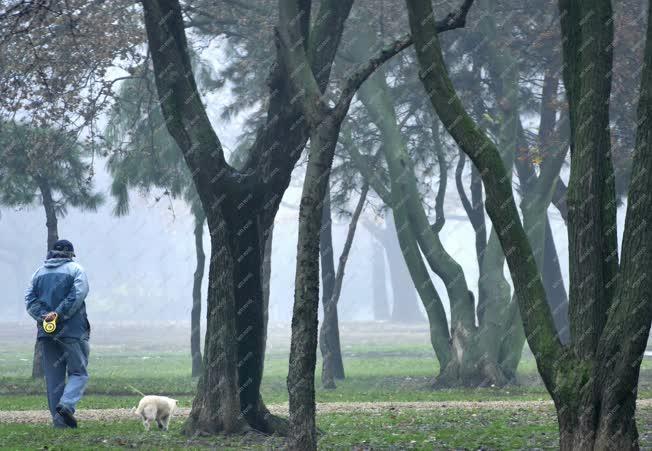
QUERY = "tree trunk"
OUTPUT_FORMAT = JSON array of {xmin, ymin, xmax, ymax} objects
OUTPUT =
[
  {"xmin": 384, "ymin": 215, "xmax": 424, "ymax": 323},
  {"xmin": 391, "ymin": 199, "xmax": 452, "ymax": 372},
  {"xmin": 318, "ymin": 188, "xmax": 344, "ymax": 389},
  {"xmin": 185, "ymin": 212, "xmax": 249, "ymax": 435},
  {"xmin": 320, "ymin": 183, "xmax": 368, "ymax": 388},
  {"xmin": 32, "ymin": 178, "xmax": 58, "ymax": 379},
  {"xmin": 142, "ymin": 0, "xmax": 353, "ymax": 438},
  {"xmin": 261, "ymin": 222, "xmax": 273, "ymax": 360},
  {"xmin": 541, "ymin": 216, "xmax": 570, "ymax": 344},
  {"xmin": 371, "ymin": 236, "xmax": 390, "ymax": 321},
  {"xmin": 555, "ymin": 380, "xmax": 639, "ymax": 451},
  {"xmin": 191, "ymin": 209, "xmax": 205, "ymax": 377},
  {"xmin": 288, "ymin": 119, "xmax": 340, "ymax": 451},
  {"xmin": 185, "ymin": 207, "xmax": 285, "ymax": 435}
]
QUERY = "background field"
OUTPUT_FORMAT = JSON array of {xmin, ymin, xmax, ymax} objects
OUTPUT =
[{"xmin": 1, "ymin": 321, "xmax": 651, "ymax": 449}]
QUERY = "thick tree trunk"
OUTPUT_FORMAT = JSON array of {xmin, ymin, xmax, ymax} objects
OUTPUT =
[
  {"xmin": 371, "ymin": 236, "xmax": 390, "ymax": 321},
  {"xmin": 318, "ymin": 188, "xmax": 344, "ymax": 389},
  {"xmin": 185, "ymin": 208, "xmax": 285, "ymax": 435},
  {"xmin": 185, "ymin": 212, "xmax": 249, "ymax": 435},
  {"xmin": 556, "ymin": 388, "xmax": 639, "ymax": 451},
  {"xmin": 191, "ymin": 210, "xmax": 205, "ymax": 377},
  {"xmin": 288, "ymin": 120, "xmax": 340, "ymax": 451}
]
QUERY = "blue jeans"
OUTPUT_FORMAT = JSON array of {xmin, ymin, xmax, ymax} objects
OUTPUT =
[{"xmin": 40, "ymin": 337, "xmax": 90, "ymax": 427}]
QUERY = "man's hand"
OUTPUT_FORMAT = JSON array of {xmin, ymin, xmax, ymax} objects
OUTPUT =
[{"xmin": 43, "ymin": 312, "xmax": 57, "ymax": 322}]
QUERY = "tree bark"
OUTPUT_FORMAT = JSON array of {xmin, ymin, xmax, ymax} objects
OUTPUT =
[
  {"xmin": 287, "ymin": 118, "xmax": 340, "ymax": 451},
  {"xmin": 318, "ymin": 188, "xmax": 345, "ymax": 389},
  {"xmin": 371, "ymin": 236, "xmax": 390, "ymax": 321},
  {"xmin": 382, "ymin": 215, "xmax": 424, "ymax": 323},
  {"xmin": 32, "ymin": 177, "xmax": 58, "ymax": 379},
  {"xmin": 185, "ymin": 212, "xmax": 248, "ymax": 434},
  {"xmin": 320, "ymin": 183, "xmax": 368, "ymax": 388},
  {"xmin": 191, "ymin": 208, "xmax": 205, "ymax": 377}
]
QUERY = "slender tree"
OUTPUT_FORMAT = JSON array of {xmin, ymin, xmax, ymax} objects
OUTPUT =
[
  {"xmin": 319, "ymin": 183, "xmax": 369, "ymax": 389},
  {"xmin": 0, "ymin": 121, "xmax": 102, "ymax": 378}
]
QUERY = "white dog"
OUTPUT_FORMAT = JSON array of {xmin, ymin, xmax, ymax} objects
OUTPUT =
[{"xmin": 134, "ymin": 395, "xmax": 178, "ymax": 431}]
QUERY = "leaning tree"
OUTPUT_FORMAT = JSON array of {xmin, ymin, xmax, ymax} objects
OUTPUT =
[{"xmin": 407, "ymin": 0, "xmax": 652, "ymax": 448}]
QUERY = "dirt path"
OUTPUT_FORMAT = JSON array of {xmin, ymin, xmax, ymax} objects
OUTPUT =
[{"xmin": 2, "ymin": 399, "xmax": 652, "ymax": 425}]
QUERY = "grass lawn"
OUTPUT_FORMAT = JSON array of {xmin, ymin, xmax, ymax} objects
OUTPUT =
[
  {"xmin": 2, "ymin": 323, "xmax": 651, "ymax": 449},
  {"xmin": 1, "ymin": 406, "xmax": 651, "ymax": 450},
  {"xmin": 1, "ymin": 344, "xmax": 560, "ymax": 412}
]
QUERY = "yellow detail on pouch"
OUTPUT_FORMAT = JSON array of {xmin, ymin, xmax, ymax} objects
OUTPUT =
[{"xmin": 43, "ymin": 314, "xmax": 58, "ymax": 333}]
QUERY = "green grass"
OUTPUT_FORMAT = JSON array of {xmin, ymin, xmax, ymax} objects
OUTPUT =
[
  {"xmin": 2, "ymin": 345, "xmax": 652, "ymax": 411},
  {"xmin": 1, "ymin": 407, "xmax": 651, "ymax": 450},
  {"xmin": 2, "ymin": 337, "xmax": 652, "ymax": 449},
  {"xmin": 0, "ymin": 346, "xmax": 558, "ymax": 411}
]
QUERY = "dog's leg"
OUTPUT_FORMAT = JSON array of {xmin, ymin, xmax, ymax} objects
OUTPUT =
[
  {"xmin": 156, "ymin": 414, "xmax": 169, "ymax": 431},
  {"xmin": 160, "ymin": 414, "xmax": 170, "ymax": 431},
  {"xmin": 142, "ymin": 417, "xmax": 150, "ymax": 431}
]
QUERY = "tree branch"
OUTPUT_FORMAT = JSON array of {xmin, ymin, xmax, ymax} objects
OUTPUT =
[
  {"xmin": 332, "ymin": 0, "xmax": 476, "ymax": 122},
  {"xmin": 141, "ymin": 0, "xmax": 235, "ymax": 205}
]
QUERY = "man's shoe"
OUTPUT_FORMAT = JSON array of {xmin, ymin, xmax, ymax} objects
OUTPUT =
[{"xmin": 55, "ymin": 405, "xmax": 78, "ymax": 428}]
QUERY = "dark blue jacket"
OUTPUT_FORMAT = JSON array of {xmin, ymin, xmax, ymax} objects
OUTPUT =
[{"xmin": 25, "ymin": 257, "xmax": 90, "ymax": 339}]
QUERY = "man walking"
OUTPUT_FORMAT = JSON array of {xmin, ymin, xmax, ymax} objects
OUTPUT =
[{"xmin": 25, "ymin": 239, "xmax": 90, "ymax": 428}]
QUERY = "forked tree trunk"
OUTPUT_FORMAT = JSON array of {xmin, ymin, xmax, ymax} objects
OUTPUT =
[
  {"xmin": 191, "ymin": 210, "xmax": 205, "ymax": 377},
  {"xmin": 142, "ymin": 0, "xmax": 352, "ymax": 438},
  {"xmin": 356, "ymin": 44, "xmax": 515, "ymax": 387}
]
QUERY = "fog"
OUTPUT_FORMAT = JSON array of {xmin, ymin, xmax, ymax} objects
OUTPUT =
[{"xmin": 1, "ymin": 145, "xmax": 577, "ymax": 325}]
